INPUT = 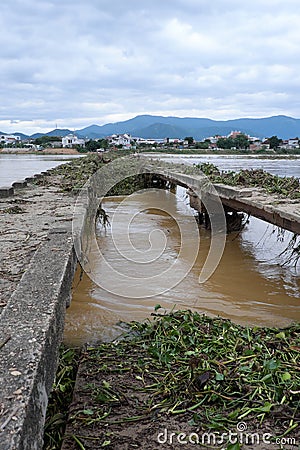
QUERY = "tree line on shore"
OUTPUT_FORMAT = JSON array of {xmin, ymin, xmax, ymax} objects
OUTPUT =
[{"xmin": 0, "ymin": 132, "xmax": 292, "ymax": 154}]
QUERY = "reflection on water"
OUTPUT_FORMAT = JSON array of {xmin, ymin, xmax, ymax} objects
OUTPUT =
[{"xmin": 64, "ymin": 188, "xmax": 300, "ymax": 346}]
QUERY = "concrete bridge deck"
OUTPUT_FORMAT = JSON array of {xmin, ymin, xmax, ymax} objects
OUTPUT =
[{"xmin": 151, "ymin": 169, "xmax": 300, "ymax": 235}]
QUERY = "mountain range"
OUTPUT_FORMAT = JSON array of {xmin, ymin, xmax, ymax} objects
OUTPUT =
[{"xmin": 2, "ymin": 114, "xmax": 300, "ymax": 141}]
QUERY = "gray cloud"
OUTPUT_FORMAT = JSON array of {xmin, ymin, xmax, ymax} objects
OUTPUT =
[{"xmin": 1, "ymin": 0, "xmax": 300, "ymax": 134}]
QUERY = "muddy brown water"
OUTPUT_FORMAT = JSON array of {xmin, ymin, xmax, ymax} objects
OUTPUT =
[{"xmin": 64, "ymin": 188, "xmax": 300, "ymax": 347}]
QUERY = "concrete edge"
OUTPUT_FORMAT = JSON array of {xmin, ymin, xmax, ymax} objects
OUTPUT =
[
  {"xmin": 12, "ymin": 181, "xmax": 27, "ymax": 189},
  {"xmin": 0, "ymin": 186, "xmax": 14, "ymax": 198},
  {"xmin": 0, "ymin": 228, "xmax": 77, "ymax": 450},
  {"xmin": 0, "ymin": 169, "xmax": 55, "ymax": 198}
]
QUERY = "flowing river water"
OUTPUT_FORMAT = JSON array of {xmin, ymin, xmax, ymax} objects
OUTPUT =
[{"xmin": 64, "ymin": 155, "xmax": 300, "ymax": 346}]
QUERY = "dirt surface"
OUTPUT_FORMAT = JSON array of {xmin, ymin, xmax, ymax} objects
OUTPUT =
[{"xmin": 0, "ymin": 179, "xmax": 75, "ymax": 310}]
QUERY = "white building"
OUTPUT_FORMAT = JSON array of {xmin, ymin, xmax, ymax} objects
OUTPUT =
[
  {"xmin": 288, "ymin": 138, "xmax": 299, "ymax": 149},
  {"xmin": 134, "ymin": 137, "xmax": 163, "ymax": 145},
  {"xmin": 107, "ymin": 133, "xmax": 132, "ymax": 148},
  {"xmin": 62, "ymin": 134, "xmax": 85, "ymax": 148},
  {"xmin": 0, "ymin": 134, "xmax": 21, "ymax": 145}
]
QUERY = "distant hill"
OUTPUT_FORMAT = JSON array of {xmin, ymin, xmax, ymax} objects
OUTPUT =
[
  {"xmin": 0, "ymin": 131, "xmax": 29, "ymax": 139},
  {"xmin": 46, "ymin": 128, "xmax": 72, "ymax": 137},
  {"xmin": 30, "ymin": 129, "xmax": 72, "ymax": 139},
  {"xmin": 30, "ymin": 133, "xmax": 44, "ymax": 139},
  {"xmin": 13, "ymin": 132, "xmax": 29, "ymax": 139},
  {"xmin": 76, "ymin": 115, "xmax": 300, "ymax": 140},
  {"xmin": 132, "ymin": 122, "xmax": 188, "ymax": 139},
  {"xmin": 5, "ymin": 115, "xmax": 300, "ymax": 141},
  {"xmin": 76, "ymin": 125, "xmax": 106, "ymax": 139}
]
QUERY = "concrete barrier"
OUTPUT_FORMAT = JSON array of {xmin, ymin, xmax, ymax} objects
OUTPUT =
[
  {"xmin": 0, "ymin": 228, "xmax": 77, "ymax": 450},
  {"xmin": 12, "ymin": 181, "xmax": 28, "ymax": 189},
  {"xmin": 0, "ymin": 186, "xmax": 14, "ymax": 198},
  {"xmin": 0, "ymin": 170, "xmax": 51, "ymax": 198}
]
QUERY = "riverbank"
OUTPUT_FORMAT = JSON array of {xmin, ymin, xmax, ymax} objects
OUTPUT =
[
  {"xmin": 3, "ymin": 148, "xmax": 300, "ymax": 158},
  {"xmin": 0, "ymin": 147, "xmax": 80, "ymax": 155}
]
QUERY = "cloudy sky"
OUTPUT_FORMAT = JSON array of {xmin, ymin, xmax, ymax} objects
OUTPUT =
[{"xmin": 1, "ymin": 0, "xmax": 300, "ymax": 135}]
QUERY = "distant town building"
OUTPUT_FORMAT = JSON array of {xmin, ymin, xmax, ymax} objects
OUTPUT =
[
  {"xmin": 288, "ymin": 138, "xmax": 299, "ymax": 149},
  {"xmin": 164, "ymin": 138, "xmax": 184, "ymax": 145},
  {"xmin": 133, "ymin": 137, "xmax": 164, "ymax": 145},
  {"xmin": 49, "ymin": 140, "xmax": 63, "ymax": 148},
  {"xmin": 0, "ymin": 134, "xmax": 21, "ymax": 145},
  {"xmin": 106, "ymin": 133, "xmax": 132, "ymax": 148},
  {"xmin": 202, "ymin": 131, "xmax": 273, "ymax": 151},
  {"xmin": 62, "ymin": 134, "xmax": 85, "ymax": 148},
  {"xmin": 207, "ymin": 135, "xmax": 223, "ymax": 144},
  {"xmin": 228, "ymin": 130, "xmax": 243, "ymax": 139},
  {"xmin": 279, "ymin": 138, "xmax": 299, "ymax": 150}
]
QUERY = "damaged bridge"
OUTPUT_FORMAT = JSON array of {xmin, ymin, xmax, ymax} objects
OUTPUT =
[{"xmin": 146, "ymin": 169, "xmax": 300, "ymax": 235}]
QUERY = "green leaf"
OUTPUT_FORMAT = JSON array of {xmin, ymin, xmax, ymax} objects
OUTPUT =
[
  {"xmin": 264, "ymin": 359, "xmax": 280, "ymax": 371},
  {"xmin": 257, "ymin": 402, "xmax": 273, "ymax": 413},
  {"xmin": 260, "ymin": 373, "xmax": 272, "ymax": 383},
  {"xmin": 281, "ymin": 372, "xmax": 291, "ymax": 381},
  {"xmin": 82, "ymin": 409, "xmax": 94, "ymax": 416},
  {"xmin": 135, "ymin": 375, "xmax": 143, "ymax": 381},
  {"xmin": 215, "ymin": 372, "xmax": 224, "ymax": 381},
  {"xmin": 154, "ymin": 304, "xmax": 162, "ymax": 311},
  {"xmin": 240, "ymin": 365, "xmax": 251, "ymax": 372},
  {"xmin": 226, "ymin": 443, "xmax": 241, "ymax": 450},
  {"xmin": 185, "ymin": 350, "xmax": 197, "ymax": 356}
]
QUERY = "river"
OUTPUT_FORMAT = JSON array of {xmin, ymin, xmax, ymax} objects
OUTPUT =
[
  {"xmin": 63, "ymin": 154, "xmax": 300, "ymax": 346},
  {"xmin": 0, "ymin": 153, "xmax": 82, "ymax": 186},
  {"xmin": 145, "ymin": 153, "xmax": 300, "ymax": 177}
]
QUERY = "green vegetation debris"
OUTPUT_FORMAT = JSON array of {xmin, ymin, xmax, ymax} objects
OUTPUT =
[
  {"xmin": 43, "ymin": 346, "xmax": 80, "ymax": 450},
  {"xmin": 0, "ymin": 205, "xmax": 26, "ymax": 214},
  {"xmin": 56, "ymin": 311, "xmax": 299, "ymax": 449}
]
